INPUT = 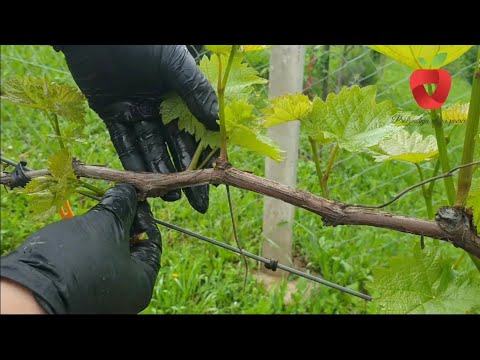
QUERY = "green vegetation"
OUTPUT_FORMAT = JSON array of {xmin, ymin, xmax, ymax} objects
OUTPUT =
[
  {"xmin": 1, "ymin": 45, "xmax": 479, "ymax": 314},
  {"xmin": 368, "ymin": 244, "xmax": 480, "ymax": 314}
]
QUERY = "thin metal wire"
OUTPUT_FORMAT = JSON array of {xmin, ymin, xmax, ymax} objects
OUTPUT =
[
  {"xmin": 152, "ymin": 217, "xmax": 371, "ymax": 300},
  {"xmin": 352, "ymin": 161, "xmax": 480, "ymax": 209}
]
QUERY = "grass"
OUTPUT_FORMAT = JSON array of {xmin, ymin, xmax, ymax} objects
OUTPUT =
[{"xmin": 1, "ymin": 45, "xmax": 478, "ymax": 314}]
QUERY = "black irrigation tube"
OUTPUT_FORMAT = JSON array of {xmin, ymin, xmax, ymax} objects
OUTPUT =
[{"xmin": 1, "ymin": 156, "xmax": 372, "ymax": 301}]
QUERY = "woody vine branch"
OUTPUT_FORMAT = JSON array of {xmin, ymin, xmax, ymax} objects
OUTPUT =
[{"xmin": 2, "ymin": 160, "xmax": 479, "ymax": 258}]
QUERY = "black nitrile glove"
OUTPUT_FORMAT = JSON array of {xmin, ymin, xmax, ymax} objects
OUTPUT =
[
  {"xmin": 0, "ymin": 184, "xmax": 161, "ymax": 314},
  {"xmin": 53, "ymin": 45, "xmax": 219, "ymax": 214}
]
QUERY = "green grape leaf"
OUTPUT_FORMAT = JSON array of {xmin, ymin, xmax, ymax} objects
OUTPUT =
[
  {"xmin": 24, "ymin": 177, "xmax": 59, "ymax": 220},
  {"xmin": 28, "ymin": 192, "xmax": 58, "ymax": 220},
  {"xmin": 23, "ymin": 150, "xmax": 78, "ymax": 220},
  {"xmin": 1, "ymin": 76, "xmax": 87, "ymax": 125},
  {"xmin": 368, "ymin": 245, "xmax": 480, "ymax": 314},
  {"xmin": 226, "ymin": 101, "xmax": 284, "ymax": 161},
  {"xmin": 160, "ymin": 93, "xmax": 191, "ymax": 126},
  {"xmin": 372, "ymin": 129, "xmax": 438, "ymax": 164},
  {"xmin": 53, "ymin": 123, "xmax": 88, "ymax": 144},
  {"xmin": 263, "ymin": 93, "xmax": 312, "ymax": 128},
  {"xmin": 160, "ymin": 54, "xmax": 267, "ymax": 152},
  {"xmin": 227, "ymin": 100, "xmax": 262, "ymax": 129},
  {"xmin": 47, "ymin": 150, "xmax": 77, "ymax": 210},
  {"xmin": 24, "ymin": 177, "xmax": 54, "ymax": 194},
  {"xmin": 49, "ymin": 149, "xmax": 75, "ymax": 179},
  {"xmin": 303, "ymin": 86, "xmax": 399, "ymax": 152},
  {"xmin": 468, "ymin": 304, "xmax": 480, "ymax": 314},
  {"xmin": 301, "ymin": 97, "xmax": 334, "ymax": 145},
  {"xmin": 442, "ymin": 103, "xmax": 469, "ymax": 124},
  {"xmin": 199, "ymin": 53, "xmax": 267, "ymax": 102},
  {"xmin": 227, "ymin": 125, "xmax": 284, "ymax": 162},
  {"xmin": 368, "ymin": 45, "xmax": 473, "ymax": 70},
  {"xmin": 160, "ymin": 94, "xmax": 220, "ymax": 148}
]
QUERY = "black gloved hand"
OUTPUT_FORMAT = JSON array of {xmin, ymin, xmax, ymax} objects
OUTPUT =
[
  {"xmin": 0, "ymin": 184, "xmax": 161, "ymax": 314},
  {"xmin": 54, "ymin": 45, "xmax": 219, "ymax": 214}
]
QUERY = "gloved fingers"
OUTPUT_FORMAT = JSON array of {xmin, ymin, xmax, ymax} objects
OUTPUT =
[
  {"xmin": 130, "ymin": 201, "xmax": 162, "ymax": 277},
  {"xmin": 90, "ymin": 184, "xmax": 139, "ymax": 235},
  {"xmin": 104, "ymin": 120, "xmax": 148, "ymax": 173},
  {"xmin": 128, "ymin": 201, "xmax": 162, "ymax": 313},
  {"xmin": 100, "ymin": 100, "xmax": 181, "ymax": 202},
  {"xmin": 133, "ymin": 120, "xmax": 181, "ymax": 202},
  {"xmin": 98, "ymin": 100, "xmax": 151, "ymax": 124},
  {"xmin": 161, "ymin": 45, "xmax": 219, "ymax": 131},
  {"xmin": 164, "ymin": 120, "xmax": 210, "ymax": 214},
  {"xmin": 163, "ymin": 120, "xmax": 197, "ymax": 170},
  {"xmin": 186, "ymin": 45, "xmax": 205, "ymax": 60}
]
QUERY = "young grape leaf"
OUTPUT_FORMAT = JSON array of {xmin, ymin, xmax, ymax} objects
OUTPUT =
[
  {"xmin": 372, "ymin": 129, "xmax": 438, "ymax": 164},
  {"xmin": 368, "ymin": 245, "xmax": 480, "ymax": 314},
  {"xmin": 263, "ymin": 93, "xmax": 312, "ymax": 128},
  {"xmin": 226, "ymin": 100, "xmax": 284, "ymax": 161},
  {"xmin": 25, "ymin": 177, "xmax": 55, "ymax": 195},
  {"xmin": 24, "ymin": 177, "xmax": 62, "ymax": 220},
  {"xmin": 199, "ymin": 53, "xmax": 267, "ymax": 102},
  {"xmin": 26, "ymin": 191, "xmax": 58, "ymax": 220},
  {"xmin": 161, "ymin": 93, "xmax": 190, "ymax": 126},
  {"xmin": 227, "ymin": 100, "xmax": 262, "ymax": 129},
  {"xmin": 301, "ymin": 97, "xmax": 334, "ymax": 145},
  {"xmin": 227, "ymin": 124, "xmax": 284, "ymax": 162},
  {"xmin": 50, "ymin": 123, "xmax": 88, "ymax": 144},
  {"xmin": 368, "ymin": 45, "xmax": 473, "ymax": 70},
  {"xmin": 160, "ymin": 54, "xmax": 268, "ymax": 153},
  {"xmin": 303, "ymin": 86, "xmax": 399, "ymax": 152},
  {"xmin": 442, "ymin": 102, "xmax": 469, "ymax": 124},
  {"xmin": 23, "ymin": 150, "xmax": 79, "ymax": 220},
  {"xmin": 160, "ymin": 94, "xmax": 220, "ymax": 148},
  {"xmin": 1, "ymin": 76, "xmax": 87, "ymax": 125},
  {"xmin": 49, "ymin": 149, "xmax": 75, "ymax": 179}
]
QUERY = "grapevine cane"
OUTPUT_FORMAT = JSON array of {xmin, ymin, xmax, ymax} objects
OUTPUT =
[{"xmin": 0, "ymin": 156, "xmax": 372, "ymax": 301}]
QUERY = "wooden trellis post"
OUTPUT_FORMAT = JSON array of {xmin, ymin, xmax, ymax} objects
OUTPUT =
[{"xmin": 262, "ymin": 45, "xmax": 306, "ymax": 276}]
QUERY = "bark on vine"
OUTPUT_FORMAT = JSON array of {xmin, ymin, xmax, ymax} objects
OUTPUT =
[{"xmin": 1, "ymin": 160, "xmax": 479, "ymax": 258}]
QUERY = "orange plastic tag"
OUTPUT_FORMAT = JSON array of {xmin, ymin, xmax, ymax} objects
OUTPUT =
[{"xmin": 59, "ymin": 200, "xmax": 75, "ymax": 219}]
